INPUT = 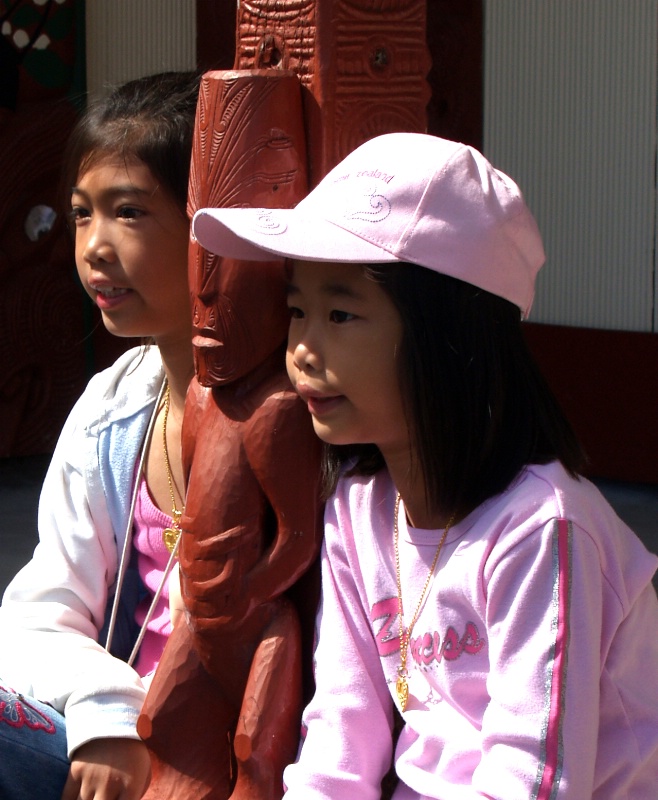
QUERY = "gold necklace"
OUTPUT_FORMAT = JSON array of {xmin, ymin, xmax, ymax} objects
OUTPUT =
[
  {"xmin": 394, "ymin": 492, "xmax": 454, "ymax": 712},
  {"xmin": 161, "ymin": 384, "xmax": 184, "ymax": 554}
]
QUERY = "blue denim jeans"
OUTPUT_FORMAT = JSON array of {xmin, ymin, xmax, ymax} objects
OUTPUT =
[{"xmin": 0, "ymin": 684, "xmax": 69, "ymax": 799}]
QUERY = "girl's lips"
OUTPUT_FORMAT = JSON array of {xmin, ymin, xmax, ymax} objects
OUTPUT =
[
  {"xmin": 297, "ymin": 387, "xmax": 345, "ymax": 417},
  {"xmin": 306, "ymin": 394, "xmax": 345, "ymax": 417},
  {"xmin": 92, "ymin": 285, "xmax": 131, "ymax": 310}
]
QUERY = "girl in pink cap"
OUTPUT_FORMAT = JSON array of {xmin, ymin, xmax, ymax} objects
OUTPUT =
[{"xmin": 193, "ymin": 132, "xmax": 658, "ymax": 799}]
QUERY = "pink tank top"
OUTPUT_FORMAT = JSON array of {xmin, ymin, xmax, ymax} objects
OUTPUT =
[{"xmin": 132, "ymin": 476, "xmax": 175, "ymax": 678}]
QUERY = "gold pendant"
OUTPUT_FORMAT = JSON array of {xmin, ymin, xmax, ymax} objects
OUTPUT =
[
  {"xmin": 163, "ymin": 526, "xmax": 180, "ymax": 554},
  {"xmin": 396, "ymin": 675, "xmax": 409, "ymax": 712}
]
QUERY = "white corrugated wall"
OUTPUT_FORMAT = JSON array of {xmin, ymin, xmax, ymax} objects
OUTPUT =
[
  {"xmin": 85, "ymin": 0, "xmax": 197, "ymax": 100},
  {"xmin": 484, "ymin": 0, "xmax": 658, "ymax": 331}
]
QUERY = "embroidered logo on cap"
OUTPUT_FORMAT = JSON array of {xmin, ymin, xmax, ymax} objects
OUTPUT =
[
  {"xmin": 252, "ymin": 209, "xmax": 287, "ymax": 235},
  {"xmin": 345, "ymin": 187, "xmax": 391, "ymax": 224}
]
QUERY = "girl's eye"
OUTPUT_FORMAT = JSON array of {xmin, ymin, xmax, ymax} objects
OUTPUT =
[
  {"xmin": 69, "ymin": 205, "xmax": 89, "ymax": 223},
  {"xmin": 288, "ymin": 306, "xmax": 304, "ymax": 320},
  {"xmin": 117, "ymin": 206, "xmax": 144, "ymax": 220},
  {"xmin": 329, "ymin": 310, "xmax": 355, "ymax": 323}
]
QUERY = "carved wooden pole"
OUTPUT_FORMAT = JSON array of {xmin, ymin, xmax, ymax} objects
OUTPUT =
[
  {"xmin": 140, "ymin": 3, "xmax": 431, "ymax": 798},
  {"xmin": 235, "ymin": 0, "xmax": 430, "ymax": 180},
  {"xmin": 139, "ymin": 70, "xmax": 323, "ymax": 800}
]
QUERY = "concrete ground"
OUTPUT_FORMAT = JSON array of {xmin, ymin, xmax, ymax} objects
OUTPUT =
[{"xmin": 1, "ymin": 454, "xmax": 658, "ymax": 596}]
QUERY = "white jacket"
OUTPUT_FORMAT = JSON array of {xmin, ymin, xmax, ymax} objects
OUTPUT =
[{"xmin": 0, "ymin": 346, "xmax": 163, "ymax": 756}]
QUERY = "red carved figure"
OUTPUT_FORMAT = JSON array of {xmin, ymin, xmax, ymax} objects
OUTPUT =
[{"xmin": 139, "ymin": 72, "xmax": 323, "ymax": 800}]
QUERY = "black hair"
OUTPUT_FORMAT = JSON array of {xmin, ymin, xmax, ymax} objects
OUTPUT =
[
  {"xmin": 62, "ymin": 70, "xmax": 201, "ymax": 213},
  {"xmin": 322, "ymin": 263, "xmax": 586, "ymax": 521}
]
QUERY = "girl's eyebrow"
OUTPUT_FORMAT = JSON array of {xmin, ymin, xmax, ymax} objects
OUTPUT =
[
  {"xmin": 70, "ymin": 185, "xmax": 151, "ymax": 199},
  {"xmin": 322, "ymin": 282, "xmax": 364, "ymax": 300},
  {"xmin": 285, "ymin": 280, "xmax": 365, "ymax": 300}
]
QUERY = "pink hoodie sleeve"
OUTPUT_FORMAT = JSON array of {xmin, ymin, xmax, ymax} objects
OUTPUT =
[{"xmin": 474, "ymin": 513, "xmax": 658, "ymax": 799}]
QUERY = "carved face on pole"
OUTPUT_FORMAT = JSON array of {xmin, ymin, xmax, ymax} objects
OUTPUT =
[
  {"xmin": 186, "ymin": 80, "xmax": 306, "ymax": 388},
  {"xmin": 189, "ymin": 242, "xmax": 290, "ymax": 386}
]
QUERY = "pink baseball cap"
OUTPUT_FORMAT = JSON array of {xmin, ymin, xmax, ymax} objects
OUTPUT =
[{"xmin": 192, "ymin": 133, "xmax": 545, "ymax": 317}]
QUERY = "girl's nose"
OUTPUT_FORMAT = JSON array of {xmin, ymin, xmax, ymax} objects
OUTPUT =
[
  {"xmin": 81, "ymin": 219, "xmax": 116, "ymax": 265},
  {"xmin": 291, "ymin": 337, "xmax": 322, "ymax": 373}
]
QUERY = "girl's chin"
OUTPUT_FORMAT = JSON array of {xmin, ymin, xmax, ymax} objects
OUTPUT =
[
  {"xmin": 310, "ymin": 419, "xmax": 356, "ymax": 447},
  {"xmin": 99, "ymin": 313, "xmax": 145, "ymax": 340},
  {"xmin": 311, "ymin": 418, "xmax": 337, "ymax": 443}
]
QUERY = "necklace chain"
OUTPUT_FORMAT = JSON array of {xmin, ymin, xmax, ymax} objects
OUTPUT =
[
  {"xmin": 394, "ymin": 492, "xmax": 454, "ymax": 712},
  {"xmin": 162, "ymin": 384, "xmax": 184, "ymax": 554}
]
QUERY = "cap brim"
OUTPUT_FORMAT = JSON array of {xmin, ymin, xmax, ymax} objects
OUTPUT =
[{"xmin": 192, "ymin": 207, "xmax": 399, "ymax": 264}]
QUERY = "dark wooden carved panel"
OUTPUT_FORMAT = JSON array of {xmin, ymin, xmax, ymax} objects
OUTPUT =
[
  {"xmin": 0, "ymin": 0, "xmax": 105, "ymax": 456},
  {"xmin": 523, "ymin": 323, "xmax": 658, "ymax": 485},
  {"xmin": 425, "ymin": 0, "xmax": 482, "ymax": 149},
  {"xmin": 196, "ymin": 0, "xmax": 236, "ymax": 72},
  {"xmin": 0, "ymin": 55, "xmax": 90, "ymax": 456},
  {"xmin": 0, "ymin": 98, "xmax": 84, "ymax": 456}
]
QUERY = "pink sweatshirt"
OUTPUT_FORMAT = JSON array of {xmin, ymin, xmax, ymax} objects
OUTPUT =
[{"xmin": 283, "ymin": 462, "xmax": 658, "ymax": 799}]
